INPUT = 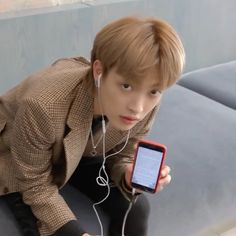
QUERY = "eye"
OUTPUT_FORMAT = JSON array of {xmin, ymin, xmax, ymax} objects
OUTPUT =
[
  {"xmin": 121, "ymin": 84, "xmax": 132, "ymax": 91},
  {"xmin": 150, "ymin": 89, "xmax": 161, "ymax": 96}
]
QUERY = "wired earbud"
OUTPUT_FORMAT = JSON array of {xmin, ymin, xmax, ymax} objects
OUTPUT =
[
  {"xmin": 92, "ymin": 128, "xmax": 132, "ymax": 236},
  {"xmin": 92, "ymin": 71, "xmax": 135, "ymax": 236},
  {"xmin": 95, "ymin": 74, "xmax": 102, "ymax": 88},
  {"xmin": 95, "ymin": 73, "xmax": 105, "ymax": 132}
]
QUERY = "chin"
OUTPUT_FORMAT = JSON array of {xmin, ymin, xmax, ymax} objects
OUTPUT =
[
  {"xmin": 112, "ymin": 121, "xmax": 135, "ymax": 131},
  {"xmin": 118, "ymin": 126, "xmax": 132, "ymax": 131},
  {"xmin": 108, "ymin": 116, "xmax": 137, "ymax": 131}
]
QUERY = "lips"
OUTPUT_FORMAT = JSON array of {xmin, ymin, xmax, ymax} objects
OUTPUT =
[
  {"xmin": 120, "ymin": 116, "xmax": 139, "ymax": 124},
  {"xmin": 121, "ymin": 116, "xmax": 138, "ymax": 121}
]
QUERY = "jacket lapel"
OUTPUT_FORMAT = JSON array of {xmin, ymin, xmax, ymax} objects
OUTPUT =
[{"xmin": 63, "ymin": 80, "xmax": 94, "ymax": 184}]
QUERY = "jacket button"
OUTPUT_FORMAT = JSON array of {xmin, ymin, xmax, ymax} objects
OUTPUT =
[{"xmin": 3, "ymin": 187, "xmax": 9, "ymax": 194}]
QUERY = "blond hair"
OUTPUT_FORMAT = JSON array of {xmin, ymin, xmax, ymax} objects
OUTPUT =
[{"xmin": 87, "ymin": 16, "xmax": 185, "ymax": 92}]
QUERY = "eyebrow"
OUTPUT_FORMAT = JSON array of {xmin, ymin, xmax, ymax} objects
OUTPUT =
[{"xmin": 150, "ymin": 83, "xmax": 163, "ymax": 93}]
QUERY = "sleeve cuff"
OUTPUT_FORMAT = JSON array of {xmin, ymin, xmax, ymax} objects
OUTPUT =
[{"xmin": 55, "ymin": 220, "xmax": 86, "ymax": 236}]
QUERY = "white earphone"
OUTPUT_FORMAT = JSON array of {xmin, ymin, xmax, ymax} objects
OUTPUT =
[
  {"xmin": 95, "ymin": 74, "xmax": 102, "ymax": 88},
  {"xmin": 92, "ymin": 72, "xmax": 134, "ymax": 236}
]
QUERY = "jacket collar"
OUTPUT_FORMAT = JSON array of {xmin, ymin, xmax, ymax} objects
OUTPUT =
[
  {"xmin": 66, "ymin": 78, "xmax": 94, "ymax": 130},
  {"xmin": 63, "ymin": 75, "xmax": 94, "ymax": 184}
]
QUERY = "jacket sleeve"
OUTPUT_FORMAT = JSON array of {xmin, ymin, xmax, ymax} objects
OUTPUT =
[
  {"xmin": 11, "ymin": 99, "xmax": 76, "ymax": 236},
  {"xmin": 106, "ymin": 105, "xmax": 159, "ymax": 200}
]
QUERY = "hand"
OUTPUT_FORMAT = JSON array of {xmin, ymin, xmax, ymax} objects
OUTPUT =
[
  {"xmin": 124, "ymin": 163, "xmax": 171, "ymax": 193},
  {"xmin": 156, "ymin": 165, "xmax": 172, "ymax": 192}
]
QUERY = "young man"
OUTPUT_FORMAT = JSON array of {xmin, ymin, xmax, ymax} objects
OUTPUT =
[{"xmin": 0, "ymin": 16, "xmax": 185, "ymax": 236}]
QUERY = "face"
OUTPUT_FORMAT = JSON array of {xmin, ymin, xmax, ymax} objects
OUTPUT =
[{"xmin": 93, "ymin": 67, "xmax": 162, "ymax": 131}]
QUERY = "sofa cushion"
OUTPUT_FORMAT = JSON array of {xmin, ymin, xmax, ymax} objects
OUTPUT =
[
  {"xmin": 178, "ymin": 61, "xmax": 236, "ymax": 109},
  {"xmin": 146, "ymin": 85, "xmax": 236, "ymax": 236}
]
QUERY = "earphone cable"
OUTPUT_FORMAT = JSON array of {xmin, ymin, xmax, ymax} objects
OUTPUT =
[
  {"xmin": 121, "ymin": 188, "xmax": 137, "ymax": 236},
  {"xmin": 92, "ymin": 117, "xmax": 131, "ymax": 236},
  {"xmin": 93, "ymin": 75, "xmax": 134, "ymax": 236}
]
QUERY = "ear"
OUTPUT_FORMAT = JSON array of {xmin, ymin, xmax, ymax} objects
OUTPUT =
[{"xmin": 93, "ymin": 60, "xmax": 103, "ymax": 83}]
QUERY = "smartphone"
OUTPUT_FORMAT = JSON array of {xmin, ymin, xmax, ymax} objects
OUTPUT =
[{"xmin": 130, "ymin": 140, "xmax": 167, "ymax": 193}]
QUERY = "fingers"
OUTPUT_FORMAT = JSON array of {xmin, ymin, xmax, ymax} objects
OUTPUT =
[
  {"xmin": 159, "ymin": 174, "xmax": 172, "ymax": 186},
  {"xmin": 160, "ymin": 165, "xmax": 171, "ymax": 178},
  {"xmin": 156, "ymin": 175, "xmax": 171, "ymax": 193},
  {"xmin": 156, "ymin": 165, "xmax": 172, "ymax": 193}
]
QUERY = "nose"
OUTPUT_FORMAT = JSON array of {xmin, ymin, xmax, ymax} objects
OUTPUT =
[{"xmin": 128, "ymin": 96, "xmax": 144, "ymax": 114}]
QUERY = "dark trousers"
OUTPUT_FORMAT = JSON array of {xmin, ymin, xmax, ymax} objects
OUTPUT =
[
  {"xmin": 69, "ymin": 156, "xmax": 150, "ymax": 236},
  {"xmin": 2, "ymin": 156, "xmax": 150, "ymax": 236}
]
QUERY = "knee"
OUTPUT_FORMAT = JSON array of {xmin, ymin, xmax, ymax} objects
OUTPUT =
[
  {"xmin": 108, "ymin": 194, "xmax": 150, "ymax": 236},
  {"xmin": 124, "ymin": 194, "xmax": 150, "ymax": 235},
  {"xmin": 131, "ymin": 194, "xmax": 150, "ymax": 223}
]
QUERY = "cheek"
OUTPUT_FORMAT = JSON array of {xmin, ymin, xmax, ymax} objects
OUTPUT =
[
  {"xmin": 101, "ymin": 86, "xmax": 122, "ymax": 109},
  {"xmin": 144, "ymin": 99, "xmax": 159, "ymax": 114},
  {"xmin": 104, "ymin": 88, "xmax": 119, "ymax": 102}
]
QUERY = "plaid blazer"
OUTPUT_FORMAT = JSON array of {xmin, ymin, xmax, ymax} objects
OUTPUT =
[{"xmin": 0, "ymin": 57, "xmax": 158, "ymax": 235}]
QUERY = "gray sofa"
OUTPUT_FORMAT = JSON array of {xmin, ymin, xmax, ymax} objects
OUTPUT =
[
  {"xmin": 1, "ymin": 61, "xmax": 235, "ymax": 236},
  {"xmin": 146, "ymin": 60, "xmax": 236, "ymax": 236}
]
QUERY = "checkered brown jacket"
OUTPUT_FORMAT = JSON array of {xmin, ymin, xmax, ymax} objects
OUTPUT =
[{"xmin": 0, "ymin": 57, "xmax": 158, "ymax": 235}]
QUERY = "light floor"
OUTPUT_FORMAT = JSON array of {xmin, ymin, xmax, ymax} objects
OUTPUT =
[
  {"xmin": 221, "ymin": 227, "xmax": 236, "ymax": 236},
  {"xmin": 196, "ymin": 225, "xmax": 236, "ymax": 236}
]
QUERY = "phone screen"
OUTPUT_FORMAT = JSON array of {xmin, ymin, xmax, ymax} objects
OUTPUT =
[{"xmin": 131, "ymin": 144, "xmax": 165, "ymax": 192}]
